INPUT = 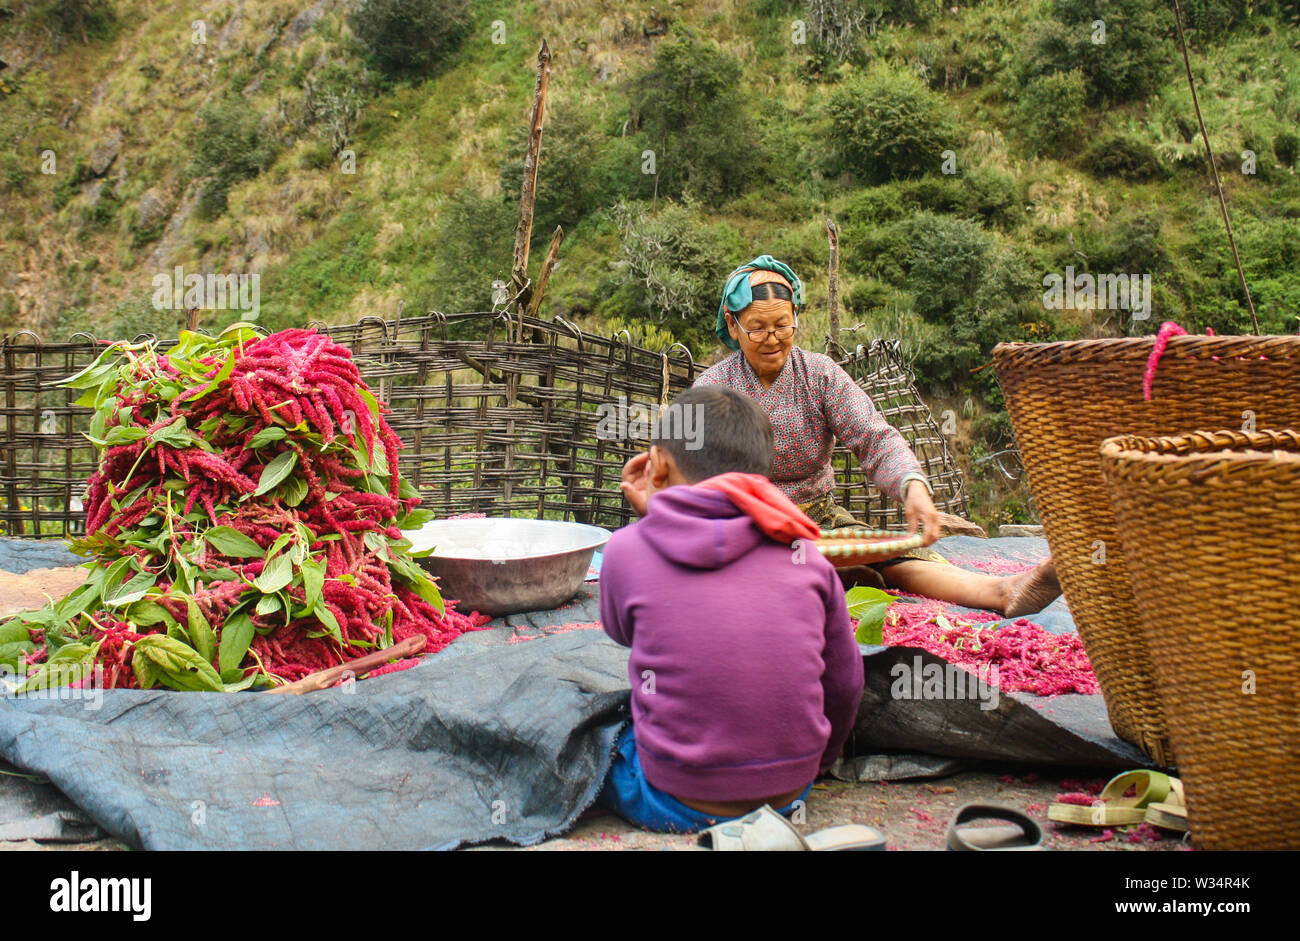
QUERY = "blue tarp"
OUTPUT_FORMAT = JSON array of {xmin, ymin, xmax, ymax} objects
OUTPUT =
[{"xmin": 0, "ymin": 535, "xmax": 1147, "ymax": 849}]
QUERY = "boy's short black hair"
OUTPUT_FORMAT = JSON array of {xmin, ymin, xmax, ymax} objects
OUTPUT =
[{"xmin": 651, "ymin": 385, "xmax": 773, "ymax": 483}]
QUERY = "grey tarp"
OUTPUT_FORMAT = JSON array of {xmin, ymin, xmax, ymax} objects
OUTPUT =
[{"xmin": 0, "ymin": 536, "xmax": 1148, "ymax": 849}]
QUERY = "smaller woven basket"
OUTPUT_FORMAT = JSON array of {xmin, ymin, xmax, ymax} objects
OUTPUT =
[
  {"xmin": 815, "ymin": 528, "xmax": 923, "ymax": 567},
  {"xmin": 1100, "ymin": 429, "xmax": 1300, "ymax": 850}
]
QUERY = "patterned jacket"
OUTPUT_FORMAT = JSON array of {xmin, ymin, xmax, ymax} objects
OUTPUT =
[{"xmin": 694, "ymin": 346, "xmax": 926, "ymax": 504}]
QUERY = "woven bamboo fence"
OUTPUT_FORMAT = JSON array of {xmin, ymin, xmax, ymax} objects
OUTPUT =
[{"xmin": 0, "ymin": 311, "xmax": 967, "ymax": 538}]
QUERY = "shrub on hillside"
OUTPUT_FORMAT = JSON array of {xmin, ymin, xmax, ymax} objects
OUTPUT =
[
  {"xmin": 189, "ymin": 98, "xmax": 279, "ymax": 218},
  {"xmin": 599, "ymin": 199, "xmax": 746, "ymax": 354},
  {"xmin": 30, "ymin": 0, "xmax": 117, "ymax": 43},
  {"xmin": 1179, "ymin": 0, "xmax": 1293, "ymax": 35},
  {"xmin": 843, "ymin": 277, "xmax": 893, "ymax": 315},
  {"xmin": 348, "ymin": 0, "xmax": 471, "ymax": 79},
  {"xmin": 962, "ymin": 166, "xmax": 1022, "ymax": 229},
  {"xmin": 1274, "ymin": 132, "xmax": 1299, "ymax": 170},
  {"xmin": 1014, "ymin": 0, "xmax": 1171, "ymax": 106},
  {"xmin": 422, "ymin": 190, "xmax": 517, "ymax": 314},
  {"xmin": 500, "ymin": 103, "xmax": 640, "ymax": 235},
  {"xmin": 802, "ymin": 0, "xmax": 935, "ymax": 66},
  {"xmin": 1089, "ymin": 211, "xmax": 1170, "ymax": 276},
  {"xmin": 849, "ymin": 213, "xmax": 1037, "ymax": 388},
  {"xmin": 1081, "ymin": 131, "xmax": 1168, "ymax": 181},
  {"xmin": 300, "ymin": 63, "xmax": 373, "ymax": 155},
  {"xmin": 628, "ymin": 33, "xmax": 769, "ymax": 204},
  {"xmin": 905, "ymin": 213, "xmax": 991, "ymax": 326},
  {"xmin": 1013, "ymin": 70, "xmax": 1086, "ymax": 157},
  {"xmin": 827, "ymin": 65, "xmax": 958, "ymax": 182},
  {"xmin": 0, "ymin": 152, "xmax": 28, "ymax": 195}
]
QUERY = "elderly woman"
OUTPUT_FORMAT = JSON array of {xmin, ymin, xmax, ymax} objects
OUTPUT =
[{"xmin": 622, "ymin": 255, "xmax": 1060, "ymax": 617}]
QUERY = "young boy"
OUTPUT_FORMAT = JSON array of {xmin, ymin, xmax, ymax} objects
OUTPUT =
[{"xmin": 597, "ymin": 385, "xmax": 864, "ymax": 833}]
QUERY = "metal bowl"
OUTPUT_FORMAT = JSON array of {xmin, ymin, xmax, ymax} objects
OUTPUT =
[{"xmin": 401, "ymin": 518, "xmax": 611, "ymax": 617}]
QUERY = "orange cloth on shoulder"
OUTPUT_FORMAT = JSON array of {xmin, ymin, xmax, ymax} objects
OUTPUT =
[{"xmin": 694, "ymin": 472, "xmax": 821, "ymax": 544}]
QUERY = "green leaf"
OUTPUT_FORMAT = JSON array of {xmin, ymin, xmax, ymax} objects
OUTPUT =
[
  {"xmin": 189, "ymin": 350, "xmax": 236, "ymax": 403},
  {"xmin": 254, "ymin": 450, "xmax": 298, "ymax": 497},
  {"xmin": 395, "ymin": 557, "xmax": 444, "ymax": 614},
  {"xmin": 846, "ymin": 586, "xmax": 897, "ymax": 646},
  {"xmin": 133, "ymin": 634, "xmax": 224, "ymax": 692},
  {"xmin": 222, "ymin": 672, "xmax": 260, "ymax": 693},
  {"xmin": 255, "ymin": 593, "xmax": 282, "ymax": 616},
  {"xmin": 0, "ymin": 641, "xmax": 35, "ymax": 672},
  {"xmin": 313, "ymin": 603, "xmax": 343, "ymax": 643},
  {"xmin": 254, "ymin": 552, "xmax": 294, "ymax": 594},
  {"xmin": 300, "ymin": 557, "xmax": 325, "ymax": 612},
  {"xmin": 357, "ymin": 386, "xmax": 380, "ymax": 425},
  {"xmin": 132, "ymin": 648, "xmax": 161, "ymax": 690},
  {"xmin": 396, "ymin": 508, "xmax": 435, "ymax": 532},
  {"xmin": 150, "ymin": 416, "xmax": 191, "ymax": 447},
  {"xmin": 281, "ymin": 474, "xmax": 308, "ymax": 507},
  {"xmin": 103, "ymin": 568, "xmax": 159, "ymax": 607},
  {"xmin": 104, "ymin": 425, "xmax": 149, "ymax": 445},
  {"xmin": 126, "ymin": 599, "xmax": 177, "ymax": 628},
  {"xmin": 59, "ymin": 346, "xmax": 121, "ymax": 389},
  {"xmin": 54, "ymin": 580, "xmax": 104, "ymax": 622},
  {"xmin": 265, "ymin": 533, "xmax": 293, "ymax": 561},
  {"xmin": 204, "ymin": 526, "xmax": 264, "ymax": 558},
  {"xmin": 247, "ymin": 425, "xmax": 287, "ymax": 449},
  {"xmin": 17, "ymin": 641, "xmax": 98, "ymax": 694},
  {"xmin": 369, "ymin": 442, "xmax": 390, "ymax": 476},
  {"xmin": 187, "ymin": 599, "xmax": 216, "ymax": 665},
  {"xmin": 217, "ymin": 611, "xmax": 255, "ymax": 674},
  {"xmin": 0, "ymin": 619, "xmax": 31, "ymax": 646}
]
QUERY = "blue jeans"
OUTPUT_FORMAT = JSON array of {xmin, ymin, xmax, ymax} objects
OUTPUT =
[{"xmin": 599, "ymin": 724, "xmax": 813, "ymax": 834}]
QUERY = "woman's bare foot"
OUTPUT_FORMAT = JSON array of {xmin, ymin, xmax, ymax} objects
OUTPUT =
[{"xmin": 998, "ymin": 560, "xmax": 1063, "ymax": 618}]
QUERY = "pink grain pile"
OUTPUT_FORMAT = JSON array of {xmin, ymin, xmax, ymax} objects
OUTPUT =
[{"xmin": 884, "ymin": 596, "xmax": 1099, "ymax": 696}]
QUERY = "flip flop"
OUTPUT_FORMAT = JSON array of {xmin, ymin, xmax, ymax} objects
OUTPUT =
[
  {"xmin": 946, "ymin": 803, "xmax": 1044, "ymax": 851},
  {"xmin": 697, "ymin": 805, "xmax": 886, "ymax": 851},
  {"xmin": 1144, "ymin": 777, "xmax": 1189, "ymax": 832},
  {"xmin": 1048, "ymin": 770, "xmax": 1172, "ymax": 827}
]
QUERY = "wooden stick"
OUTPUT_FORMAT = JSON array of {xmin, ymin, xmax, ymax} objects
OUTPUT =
[
  {"xmin": 511, "ymin": 39, "xmax": 552, "ymax": 342},
  {"xmin": 263, "ymin": 635, "xmax": 426, "ymax": 695},
  {"xmin": 525, "ymin": 225, "xmax": 565, "ymax": 322},
  {"xmin": 825, "ymin": 218, "xmax": 840, "ymax": 356},
  {"xmin": 1171, "ymin": 0, "xmax": 1259, "ymax": 335}
]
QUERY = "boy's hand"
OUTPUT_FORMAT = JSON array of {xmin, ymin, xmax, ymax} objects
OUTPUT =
[
  {"xmin": 904, "ymin": 479, "xmax": 941, "ymax": 546},
  {"xmin": 619, "ymin": 452, "xmax": 652, "ymax": 517}
]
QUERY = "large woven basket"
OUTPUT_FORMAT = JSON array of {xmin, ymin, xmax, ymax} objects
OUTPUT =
[
  {"xmin": 1100, "ymin": 429, "xmax": 1300, "ymax": 850},
  {"xmin": 993, "ymin": 336, "xmax": 1300, "ymax": 764}
]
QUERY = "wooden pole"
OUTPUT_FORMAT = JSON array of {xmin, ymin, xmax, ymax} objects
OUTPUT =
[
  {"xmin": 525, "ymin": 225, "xmax": 565, "ymax": 322},
  {"xmin": 504, "ymin": 39, "xmax": 551, "ymax": 510},
  {"xmin": 1171, "ymin": 0, "xmax": 1259, "ymax": 334},
  {"xmin": 826, "ymin": 218, "xmax": 840, "ymax": 355},
  {"xmin": 263, "ymin": 636, "xmax": 426, "ymax": 695},
  {"xmin": 511, "ymin": 39, "xmax": 552, "ymax": 343}
]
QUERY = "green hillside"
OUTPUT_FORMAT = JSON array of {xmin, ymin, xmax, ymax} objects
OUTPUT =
[{"xmin": 3, "ymin": 0, "xmax": 1298, "ymax": 527}]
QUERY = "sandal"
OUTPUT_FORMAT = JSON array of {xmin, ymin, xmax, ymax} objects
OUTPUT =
[
  {"xmin": 947, "ymin": 803, "xmax": 1044, "ymax": 851},
  {"xmin": 697, "ymin": 805, "xmax": 886, "ymax": 851},
  {"xmin": 1144, "ymin": 777, "xmax": 1189, "ymax": 832},
  {"xmin": 1048, "ymin": 770, "xmax": 1172, "ymax": 827}
]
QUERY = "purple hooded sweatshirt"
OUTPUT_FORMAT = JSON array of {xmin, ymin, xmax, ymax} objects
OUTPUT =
[{"xmin": 598, "ymin": 484, "xmax": 864, "ymax": 802}]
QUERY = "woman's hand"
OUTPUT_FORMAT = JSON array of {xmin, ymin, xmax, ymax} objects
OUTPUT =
[
  {"xmin": 904, "ymin": 480, "xmax": 942, "ymax": 546},
  {"xmin": 619, "ymin": 452, "xmax": 652, "ymax": 517}
]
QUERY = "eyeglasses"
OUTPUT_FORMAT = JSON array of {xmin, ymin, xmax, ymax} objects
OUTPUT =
[{"xmin": 735, "ymin": 321, "xmax": 796, "ymax": 343}]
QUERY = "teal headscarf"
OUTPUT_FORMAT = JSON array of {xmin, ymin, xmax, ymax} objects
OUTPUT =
[{"xmin": 714, "ymin": 255, "xmax": 804, "ymax": 351}]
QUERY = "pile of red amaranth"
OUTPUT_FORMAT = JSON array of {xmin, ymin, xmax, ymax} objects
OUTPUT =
[{"xmin": 884, "ymin": 594, "xmax": 1099, "ymax": 696}]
